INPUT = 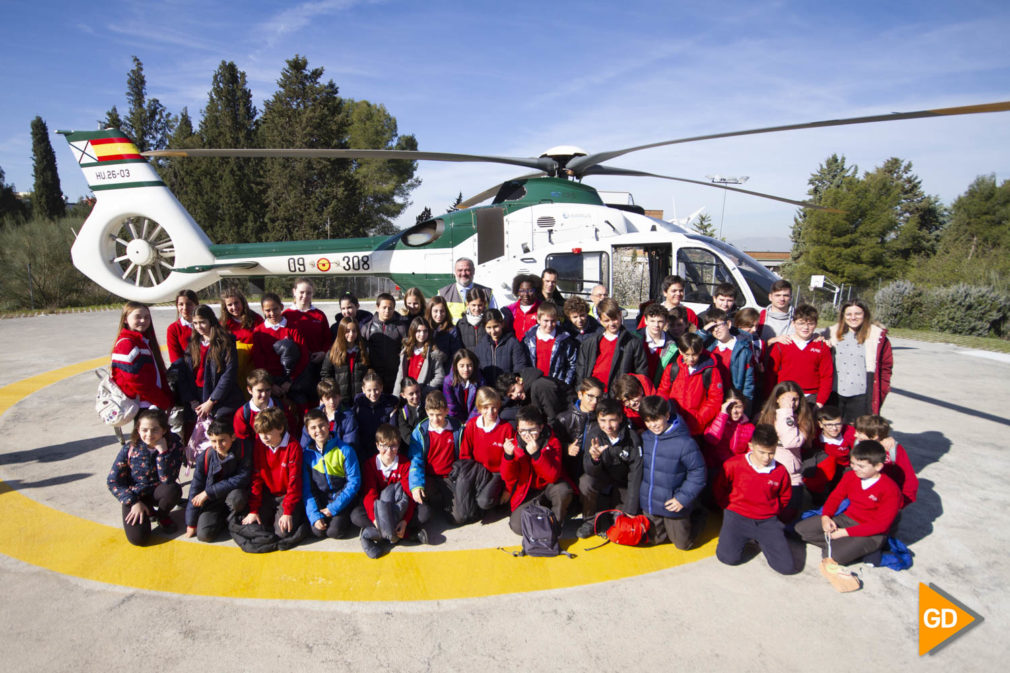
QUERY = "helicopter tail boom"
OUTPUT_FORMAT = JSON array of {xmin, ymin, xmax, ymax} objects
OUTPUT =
[{"xmin": 59, "ymin": 129, "xmax": 218, "ymax": 303}]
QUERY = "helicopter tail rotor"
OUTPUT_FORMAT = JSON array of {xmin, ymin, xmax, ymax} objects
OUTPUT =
[{"xmin": 58, "ymin": 129, "xmax": 219, "ymax": 303}]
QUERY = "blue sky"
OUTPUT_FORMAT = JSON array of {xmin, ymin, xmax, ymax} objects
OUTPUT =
[{"xmin": 2, "ymin": 0, "xmax": 1008, "ymax": 249}]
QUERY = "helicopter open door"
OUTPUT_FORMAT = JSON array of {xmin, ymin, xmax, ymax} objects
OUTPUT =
[{"xmin": 610, "ymin": 244, "xmax": 672, "ymax": 308}]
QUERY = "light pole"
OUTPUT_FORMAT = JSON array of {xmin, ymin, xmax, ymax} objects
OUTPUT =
[{"xmin": 705, "ymin": 175, "xmax": 749, "ymax": 239}]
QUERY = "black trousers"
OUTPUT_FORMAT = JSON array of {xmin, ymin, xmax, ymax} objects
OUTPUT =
[
  {"xmin": 121, "ymin": 482, "xmax": 182, "ymax": 546},
  {"xmin": 716, "ymin": 509, "xmax": 797, "ymax": 575},
  {"xmin": 508, "ymin": 481, "xmax": 574, "ymax": 535},
  {"xmin": 194, "ymin": 488, "xmax": 248, "ymax": 542}
]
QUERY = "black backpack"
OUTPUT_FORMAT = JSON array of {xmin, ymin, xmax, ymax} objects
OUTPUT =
[{"xmin": 515, "ymin": 503, "xmax": 572, "ymax": 558}]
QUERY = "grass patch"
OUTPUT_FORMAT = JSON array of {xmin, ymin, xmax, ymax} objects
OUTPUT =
[{"xmin": 887, "ymin": 327, "xmax": 1010, "ymax": 354}]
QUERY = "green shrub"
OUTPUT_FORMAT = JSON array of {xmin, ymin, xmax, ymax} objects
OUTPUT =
[
  {"xmin": 818, "ymin": 301, "xmax": 838, "ymax": 323},
  {"xmin": 0, "ymin": 216, "xmax": 113, "ymax": 310},
  {"xmin": 874, "ymin": 280, "xmax": 924, "ymax": 329},
  {"xmin": 925, "ymin": 284, "xmax": 1009, "ymax": 337}
]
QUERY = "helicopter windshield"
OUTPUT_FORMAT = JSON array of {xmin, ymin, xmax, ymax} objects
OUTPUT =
[
  {"xmin": 684, "ymin": 235, "xmax": 780, "ymax": 307},
  {"xmin": 401, "ymin": 218, "xmax": 446, "ymax": 247}
]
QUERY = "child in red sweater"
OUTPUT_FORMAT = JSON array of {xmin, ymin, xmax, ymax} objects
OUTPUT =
[
  {"xmin": 767, "ymin": 304, "xmax": 833, "ymax": 407},
  {"xmin": 714, "ymin": 424, "xmax": 796, "ymax": 574},
  {"xmin": 455, "ymin": 387, "xmax": 514, "ymax": 522},
  {"xmin": 853, "ymin": 414, "xmax": 918, "ymax": 509},
  {"xmin": 239, "ymin": 406, "xmax": 306, "ymax": 550},
  {"xmin": 353, "ymin": 424, "xmax": 416, "ymax": 558},
  {"xmin": 501, "ymin": 406, "xmax": 574, "ymax": 535},
  {"xmin": 803, "ymin": 405, "xmax": 857, "ymax": 498},
  {"xmin": 794, "ymin": 440, "xmax": 901, "ymax": 566}
]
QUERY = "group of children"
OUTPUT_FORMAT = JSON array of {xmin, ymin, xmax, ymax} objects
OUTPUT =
[{"xmin": 106, "ymin": 272, "xmax": 914, "ymax": 582}]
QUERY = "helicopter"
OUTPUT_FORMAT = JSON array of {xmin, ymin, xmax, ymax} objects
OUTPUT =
[{"xmin": 59, "ymin": 99, "xmax": 1010, "ymax": 313}]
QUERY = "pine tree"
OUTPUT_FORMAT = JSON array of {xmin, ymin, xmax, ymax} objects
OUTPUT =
[
  {"xmin": 30, "ymin": 116, "xmax": 65, "ymax": 220},
  {"xmin": 258, "ymin": 55, "xmax": 355, "ymax": 241},
  {"xmin": 691, "ymin": 212, "xmax": 717, "ymax": 237},
  {"xmin": 415, "ymin": 206, "xmax": 432, "ymax": 224},
  {"xmin": 448, "ymin": 191, "xmax": 463, "ymax": 212},
  {"xmin": 191, "ymin": 61, "xmax": 263, "ymax": 243},
  {"xmin": 102, "ymin": 57, "xmax": 173, "ymax": 151},
  {"xmin": 159, "ymin": 108, "xmax": 200, "ymax": 221},
  {"xmin": 789, "ymin": 154, "xmax": 857, "ymax": 268},
  {"xmin": 100, "ymin": 106, "xmax": 123, "ymax": 130},
  {"xmin": 346, "ymin": 99, "xmax": 419, "ymax": 236},
  {"xmin": 878, "ymin": 157, "xmax": 946, "ymax": 260}
]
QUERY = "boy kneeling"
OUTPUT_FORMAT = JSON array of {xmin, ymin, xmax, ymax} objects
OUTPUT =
[
  {"xmin": 238, "ymin": 406, "xmax": 307, "ymax": 551},
  {"xmin": 185, "ymin": 420, "xmax": 251, "ymax": 541},
  {"xmin": 639, "ymin": 396, "xmax": 707, "ymax": 549},
  {"xmin": 713, "ymin": 424, "xmax": 797, "ymax": 574},
  {"xmin": 352, "ymin": 424, "xmax": 416, "ymax": 558},
  {"xmin": 577, "ymin": 399, "xmax": 643, "ymax": 538},
  {"xmin": 794, "ymin": 439, "xmax": 901, "ymax": 566}
]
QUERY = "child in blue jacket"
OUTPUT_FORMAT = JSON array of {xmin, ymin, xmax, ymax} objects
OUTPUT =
[
  {"xmin": 639, "ymin": 395, "xmax": 707, "ymax": 550},
  {"xmin": 302, "ymin": 408, "xmax": 361, "ymax": 539}
]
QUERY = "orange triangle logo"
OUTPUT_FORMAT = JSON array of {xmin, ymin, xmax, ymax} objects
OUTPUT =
[{"xmin": 919, "ymin": 583, "xmax": 983, "ymax": 655}]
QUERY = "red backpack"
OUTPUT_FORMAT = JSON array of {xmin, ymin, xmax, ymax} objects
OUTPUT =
[{"xmin": 588, "ymin": 509, "xmax": 651, "ymax": 548}]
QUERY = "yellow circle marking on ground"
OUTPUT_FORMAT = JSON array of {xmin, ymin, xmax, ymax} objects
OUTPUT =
[{"xmin": 0, "ymin": 358, "xmax": 717, "ymax": 601}]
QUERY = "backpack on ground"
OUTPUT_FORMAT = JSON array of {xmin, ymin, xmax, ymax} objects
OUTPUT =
[
  {"xmin": 587, "ymin": 509, "xmax": 651, "ymax": 549},
  {"xmin": 518, "ymin": 503, "xmax": 572, "ymax": 558},
  {"xmin": 94, "ymin": 368, "xmax": 139, "ymax": 427}
]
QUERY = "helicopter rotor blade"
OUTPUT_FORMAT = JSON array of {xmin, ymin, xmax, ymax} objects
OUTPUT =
[
  {"xmin": 143, "ymin": 147, "xmax": 556, "ymax": 173},
  {"xmin": 566, "ymin": 100, "xmax": 1010, "ymax": 175},
  {"xmin": 582, "ymin": 165, "xmax": 842, "ymax": 212},
  {"xmin": 454, "ymin": 172, "xmax": 546, "ymax": 210}
]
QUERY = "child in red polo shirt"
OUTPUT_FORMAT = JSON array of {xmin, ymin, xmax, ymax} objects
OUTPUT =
[
  {"xmin": 501, "ymin": 406, "xmax": 574, "ymax": 535},
  {"xmin": 408, "ymin": 391, "xmax": 463, "ymax": 537},
  {"xmin": 455, "ymin": 387, "xmax": 515, "ymax": 523},
  {"xmin": 354, "ymin": 424, "xmax": 416, "ymax": 558},
  {"xmin": 767, "ymin": 304, "xmax": 833, "ymax": 407}
]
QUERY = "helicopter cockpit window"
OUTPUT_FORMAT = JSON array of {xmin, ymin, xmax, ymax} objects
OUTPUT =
[
  {"xmin": 676, "ymin": 247, "xmax": 741, "ymax": 305},
  {"xmin": 687, "ymin": 235, "xmax": 780, "ymax": 306},
  {"xmin": 491, "ymin": 182, "xmax": 528, "ymax": 204},
  {"xmin": 400, "ymin": 218, "xmax": 446, "ymax": 247},
  {"xmin": 545, "ymin": 252, "xmax": 609, "ymax": 296}
]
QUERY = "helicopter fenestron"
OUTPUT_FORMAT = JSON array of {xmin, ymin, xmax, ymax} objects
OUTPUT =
[{"xmin": 59, "ymin": 100, "xmax": 1010, "ymax": 313}]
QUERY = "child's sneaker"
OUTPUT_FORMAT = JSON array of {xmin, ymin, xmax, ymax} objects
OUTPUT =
[
  {"xmin": 416, "ymin": 527, "xmax": 430, "ymax": 545},
  {"xmin": 156, "ymin": 513, "xmax": 178, "ymax": 534},
  {"xmin": 577, "ymin": 518, "xmax": 597, "ymax": 539},
  {"xmin": 820, "ymin": 557, "xmax": 861, "ymax": 592}
]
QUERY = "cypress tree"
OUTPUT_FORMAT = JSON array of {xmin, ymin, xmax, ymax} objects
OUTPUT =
[{"xmin": 30, "ymin": 116, "xmax": 65, "ymax": 220}]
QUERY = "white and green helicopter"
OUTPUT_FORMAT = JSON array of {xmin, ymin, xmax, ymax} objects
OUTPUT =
[{"xmin": 59, "ymin": 100, "xmax": 1010, "ymax": 311}]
